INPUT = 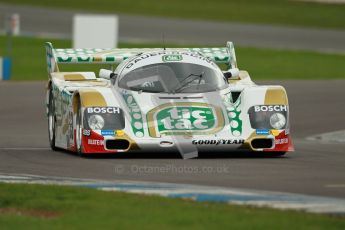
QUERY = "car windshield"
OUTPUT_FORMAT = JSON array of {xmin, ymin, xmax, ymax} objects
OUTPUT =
[{"xmin": 118, "ymin": 63, "xmax": 227, "ymax": 93}]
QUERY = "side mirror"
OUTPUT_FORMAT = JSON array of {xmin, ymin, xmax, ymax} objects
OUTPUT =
[
  {"xmin": 99, "ymin": 69, "xmax": 117, "ymax": 80},
  {"xmin": 223, "ymin": 68, "xmax": 240, "ymax": 80}
]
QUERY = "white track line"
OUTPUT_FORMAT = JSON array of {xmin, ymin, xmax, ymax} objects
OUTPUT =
[
  {"xmin": 306, "ymin": 130, "xmax": 345, "ymax": 143},
  {"xmin": 1, "ymin": 173, "xmax": 345, "ymax": 214},
  {"xmin": 325, "ymin": 184, "xmax": 345, "ymax": 188}
]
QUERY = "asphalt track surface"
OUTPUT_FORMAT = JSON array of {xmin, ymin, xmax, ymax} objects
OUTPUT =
[
  {"xmin": 0, "ymin": 80, "xmax": 345, "ymax": 199},
  {"xmin": 1, "ymin": 3, "xmax": 345, "ymax": 53}
]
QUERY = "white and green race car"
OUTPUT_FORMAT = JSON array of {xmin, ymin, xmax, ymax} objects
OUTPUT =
[{"xmin": 46, "ymin": 42, "xmax": 293, "ymax": 158}]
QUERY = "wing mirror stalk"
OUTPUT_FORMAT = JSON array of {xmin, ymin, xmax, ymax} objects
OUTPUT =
[
  {"xmin": 99, "ymin": 69, "xmax": 117, "ymax": 80},
  {"xmin": 223, "ymin": 68, "xmax": 240, "ymax": 80}
]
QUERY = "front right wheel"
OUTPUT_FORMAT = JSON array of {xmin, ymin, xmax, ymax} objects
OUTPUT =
[{"xmin": 265, "ymin": 152, "xmax": 286, "ymax": 157}]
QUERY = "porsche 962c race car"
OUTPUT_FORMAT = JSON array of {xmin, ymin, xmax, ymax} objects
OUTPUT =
[{"xmin": 45, "ymin": 42, "xmax": 293, "ymax": 158}]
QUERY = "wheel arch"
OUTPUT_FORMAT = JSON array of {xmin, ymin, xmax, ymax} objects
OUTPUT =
[
  {"xmin": 72, "ymin": 89, "xmax": 108, "ymax": 115},
  {"xmin": 46, "ymin": 80, "xmax": 53, "ymax": 115}
]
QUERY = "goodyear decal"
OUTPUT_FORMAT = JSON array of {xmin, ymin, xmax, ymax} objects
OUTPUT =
[{"xmin": 192, "ymin": 139, "xmax": 244, "ymax": 145}]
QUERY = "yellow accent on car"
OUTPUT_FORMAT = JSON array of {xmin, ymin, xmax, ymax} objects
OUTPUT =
[
  {"xmin": 116, "ymin": 130, "xmax": 125, "ymax": 136},
  {"xmin": 79, "ymin": 90, "xmax": 107, "ymax": 107},
  {"xmin": 264, "ymin": 87, "xmax": 288, "ymax": 105},
  {"xmin": 93, "ymin": 56, "xmax": 102, "ymax": 62},
  {"xmin": 271, "ymin": 130, "xmax": 280, "ymax": 136},
  {"xmin": 51, "ymin": 72, "xmax": 97, "ymax": 81},
  {"xmin": 63, "ymin": 74, "xmax": 87, "ymax": 81}
]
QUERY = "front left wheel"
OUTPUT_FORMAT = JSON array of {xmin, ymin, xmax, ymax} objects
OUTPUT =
[
  {"xmin": 75, "ymin": 98, "xmax": 84, "ymax": 156},
  {"xmin": 48, "ymin": 89, "xmax": 57, "ymax": 151}
]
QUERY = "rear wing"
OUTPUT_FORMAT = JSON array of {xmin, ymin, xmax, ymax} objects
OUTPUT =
[{"xmin": 45, "ymin": 42, "xmax": 237, "ymax": 74}]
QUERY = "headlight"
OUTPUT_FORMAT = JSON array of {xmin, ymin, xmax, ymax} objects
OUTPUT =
[
  {"xmin": 270, "ymin": 113, "xmax": 286, "ymax": 129},
  {"xmin": 88, "ymin": 115, "xmax": 104, "ymax": 130}
]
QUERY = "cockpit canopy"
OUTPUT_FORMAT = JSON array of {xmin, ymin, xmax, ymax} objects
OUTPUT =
[{"xmin": 118, "ymin": 62, "xmax": 228, "ymax": 94}]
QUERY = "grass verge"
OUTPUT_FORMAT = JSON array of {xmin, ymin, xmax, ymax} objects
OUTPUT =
[
  {"xmin": 0, "ymin": 35, "xmax": 344, "ymax": 81},
  {"xmin": 0, "ymin": 183, "xmax": 345, "ymax": 229},
  {"xmin": 1, "ymin": 0, "xmax": 345, "ymax": 29}
]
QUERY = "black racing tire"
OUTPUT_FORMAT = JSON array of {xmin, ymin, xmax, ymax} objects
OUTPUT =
[
  {"xmin": 48, "ymin": 89, "xmax": 57, "ymax": 151},
  {"xmin": 265, "ymin": 152, "xmax": 286, "ymax": 157},
  {"xmin": 75, "ymin": 98, "xmax": 84, "ymax": 157}
]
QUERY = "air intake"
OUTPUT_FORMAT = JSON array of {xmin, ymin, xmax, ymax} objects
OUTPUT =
[
  {"xmin": 251, "ymin": 138, "xmax": 273, "ymax": 149},
  {"xmin": 106, "ymin": 139, "xmax": 130, "ymax": 150}
]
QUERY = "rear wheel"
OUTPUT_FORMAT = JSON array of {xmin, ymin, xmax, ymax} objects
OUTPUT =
[{"xmin": 48, "ymin": 89, "xmax": 57, "ymax": 151}]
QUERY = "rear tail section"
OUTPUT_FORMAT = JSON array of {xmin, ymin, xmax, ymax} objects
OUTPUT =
[
  {"xmin": 45, "ymin": 42, "xmax": 59, "ymax": 76},
  {"xmin": 44, "ymin": 41, "xmax": 238, "ymax": 70},
  {"xmin": 227, "ymin": 41, "xmax": 237, "ymax": 68}
]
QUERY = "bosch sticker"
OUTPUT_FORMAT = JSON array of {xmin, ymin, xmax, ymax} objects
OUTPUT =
[
  {"xmin": 254, "ymin": 105, "xmax": 287, "ymax": 112},
  {"xmin": 87, "ymin": 107, "xmax": 120, "ymax": 114}
]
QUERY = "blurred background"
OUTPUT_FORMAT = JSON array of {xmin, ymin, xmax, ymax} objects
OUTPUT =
[{"xmin": 0, "ymin": 0, "xmax": 345, "ymax": 80}]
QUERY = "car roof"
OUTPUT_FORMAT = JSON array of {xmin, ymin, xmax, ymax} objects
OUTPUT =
[{"xmin": 118, "ymin": 50, "xmax": 220, "ymax": 76}]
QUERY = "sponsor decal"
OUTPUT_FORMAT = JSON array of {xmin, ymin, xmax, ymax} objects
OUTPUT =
[
  {"xmin": 256, "ymin": 129, "xmax": 270, "ymax": 135},
  {"xmin": 157, "ymin": 107, "xmax": 215, "ymax": 131},
  {"xmin": 255, "ymin": 129, "xmax": 282, "ymax": 136},
  {"xmin": 192, "ymin": 139, "xmax": 244, "ymax": 145},
  {"xmin": 87, "ymin": 107, "xmax": 120, "ymax": 114},
  {"xmin": 248, "ymin": 105, "xmax": 288, "ymax": 130},
  {"xmin": 271, "ymin": 129, "xmax": 280, "ymax": 136},
  {"xmin": 83, "ymin": 129, "xmax": 91, "ymax": 136},
  {"xmin": 147, "ymin": 103, "xmax": 224, "ymax": 137},
  {"xmin": 101, "ymin": 130, "xmax": 115, "ymax": 136},
  {"xmin": 275, "ymin": 138, "xmax": 288, "ymax": 145},
  {"xmin": 88, "ymin": 139, "xmax": 104, "ymax": 146},
  {"xmin": 124, "ymin": 51, "xmax": 217, "ymax": 69},
  {"xmin": 179, "ymin": 52, "xmax": 216, "ymax": 66},
  {"xmin": 254, "ymin": 105, "xmax": 287, "ymax": 112},
  {"xmin": 162, "ymin": 55, "xmax": 183, "ymax": 62},
  {"xmin": 125, "ymin": 52, "xmax": 167, "ymax": 69}
]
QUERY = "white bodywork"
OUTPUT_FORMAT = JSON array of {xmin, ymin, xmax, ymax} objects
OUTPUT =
[{"xmin": 45, "ymin": 42, "xmax": 293, "ymax": 156}]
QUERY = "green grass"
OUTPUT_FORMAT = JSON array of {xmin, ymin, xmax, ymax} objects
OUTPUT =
[
  {"xmin": 0, "ymin": 35, "xmax": 344, "ymax": 81},
  {"xmin": 0, "ymin": 183, "xmax": 344, "ymax": 229},
  {"xmin": 1, "ymin": 0, "xmax": 345, "ymax": 29}
]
